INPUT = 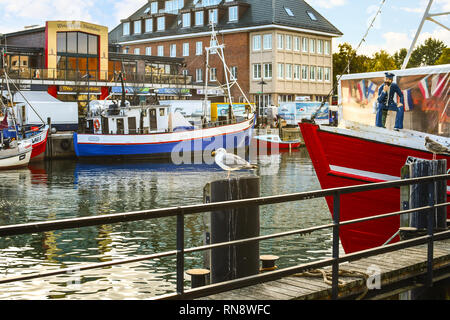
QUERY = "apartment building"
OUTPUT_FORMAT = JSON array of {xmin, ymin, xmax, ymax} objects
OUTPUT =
[{"xmin": 109, "ymin": 0, "xmax": 342, "ymax": 106}]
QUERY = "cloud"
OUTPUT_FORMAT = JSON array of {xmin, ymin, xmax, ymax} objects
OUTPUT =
[
  {"xmin": 112, "ymin": 0, "xmax": 147, "ymax": 24},
  {"xmin": 305, "ymin": 0, "xmax": 348, "ymax": 9}
]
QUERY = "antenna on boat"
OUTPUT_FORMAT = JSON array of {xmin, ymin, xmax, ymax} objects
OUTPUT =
[
  {"xmin": 203, "ymin": 22, "xmax": 255, "ymax": 123},
  {"xmin": 402, "ymin": 0, "xmax": 449, "ymax": 69}
]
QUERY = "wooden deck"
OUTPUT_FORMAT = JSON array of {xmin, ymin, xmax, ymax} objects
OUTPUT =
[{"xmin": 198, "ymin": 238, "xmax": 450, "ymax": 300}]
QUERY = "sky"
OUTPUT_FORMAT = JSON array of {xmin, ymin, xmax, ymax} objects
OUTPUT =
[{"xmin": 0, "ymin": 0, "xmax": 448, "ymax": 57}]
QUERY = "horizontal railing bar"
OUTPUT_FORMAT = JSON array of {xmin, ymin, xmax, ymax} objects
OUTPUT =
[
  {"xmin": 339, "ymin": 202, "xmax": 450, "ymax": 226},
  {"xmin": 0, "ymin": 250, "xmax": 177, "ymax": 285},
  {"xmin": 2, "ymin": 201, "xmax": 447, "ymax": 287},
  {"xmin": 156, "ymin": 229, "xmax": 450, "ymax": 300},
  {"xmin": 0, "ymin": 174, "xmax": 448, "ymax": 237}
]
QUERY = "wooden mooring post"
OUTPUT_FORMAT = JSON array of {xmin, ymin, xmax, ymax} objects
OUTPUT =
[
  {"xmin": 399, "ymin": 157, "xmax": 448, "ymax": 299},
  {"xmin": 203, "ymin": 176, "xmax": 260, "ymax": 285}
]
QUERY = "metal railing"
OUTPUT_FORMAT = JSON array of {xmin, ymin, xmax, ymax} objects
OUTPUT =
[
  {"xmin": 0, "ymin": 174, "xmax": 449, "ymax": 300},
  {"xmin": 1, "ymin": 68, "xmax": 193, "ymax": 86}
]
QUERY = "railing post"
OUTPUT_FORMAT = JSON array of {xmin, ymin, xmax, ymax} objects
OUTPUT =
[
  {"xmin": 331, "ymin": 192, "xmax": 340, "ymax": 300},
  {"xmin": 426, "ymin": 178, "xmax": 435, "ymax": 288},
  {"xmin": 176, "ymin": 212, "xmax": 185, "ymax": 295}
]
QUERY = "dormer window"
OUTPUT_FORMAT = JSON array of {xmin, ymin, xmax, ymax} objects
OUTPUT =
[
  {"xmin": 195, "ymin": 11, "xmax": 204, "ymax": 26},
  {"xmin": 228, "ymin": 6, "xmax": 238, "ymax": 22},
  {"xmin": 182, "ymin": 12, "xmax": 191, "ymax": 27},
  {"xmin": 151, "ymin": 2, "xmax": 158, "ymax": 14},
  {"xmin": 134, "ymin": 20, "xmax": 141, "ymax": 34},
  {"xmin": 157, "ymin": 16, "xmax": 165, "ymax": 31},
  {"xmin": 209, "ymin": 9, "xmax": 218, "ymax": 25},
  {"xmin": 123, "ymin": 22, "xmax": 130, "ymax": 36}
]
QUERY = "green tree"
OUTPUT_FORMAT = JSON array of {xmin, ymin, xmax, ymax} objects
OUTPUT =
[
  {"xmin": 435, "ymin": 48, "xmax": 450, "ymax": 65},
  {"xmin": 332, "ymin": 43, "xmax": 370, "ymax": 92},
  {"xmin": 369, "ymin": 50, "xmax": 396, "ymax": 71},
  {"xmin": 393, "ymin": 48, "xmax": 407, "ymax": 69}
]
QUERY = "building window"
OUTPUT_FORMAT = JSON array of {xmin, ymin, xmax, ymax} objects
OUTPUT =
[
  {"xmin": 286, "ymin": 35, "xmax": 292, "ymax": 50},
  {"xmin": 310, "ymin": 65, "xmax": 316, "ymax": 80},
  {"xmin": 277, "ymin": 34, "xmax": 284, "ymax": 50},
  {"xmin": 170, "ymin": 44, "xmax": 176, "ymax": 57},
  {"xmin": 134, "ymin": 48, "xmax": 140, "ymax": 55},
  {"xmin": 263, "ymin": 34, "xmax": 272, "ymax": 50},
  {"xmin": 210, "ymin": 67, "xmax": 217, "ymax": 81},
  {"xmin": 253, "ymin": 35, "xmax": 261, "ymax": 51},
  {"xmin": 123, "ymin": 22, "xmax": 130, "ymax": 36},
  {"xmin": 183, "ymin": 43, "xmax": 189, "ymax": 56},
  {"xmin": 325, "ymin": 41, "xmax": 330, "ymax": 55},
  {"xmin": 286, "ymin": 64, "xmax": 292, "ymax": 80},
  {"xmin": 182, "ymin": 13, "xmax": 191, "ymax": 28},
  {"xmin": 195, "ymin": 11, "xmax": 204, "ymax": 26},
  {"xmin": 284, "ymin": 7, "xmax": 294, "ymax": 17},
  {"xmin": 182, "ymin": 69, "xmax": 189, "ymax": 76},
  {"xmin": 146, "ymin": 47, "xmax": 152, "ymax": 55},
  {"xmin": 231, "ymin": 66, "xmax": 237, "ymax": 80},
  {"xmin": 294, "ymin": 65, "xmax": 300, "ymax": 80},
  {"xmin": 324, "ymin": 67, "xmax": 331, "ymax": 82},
  {"xmin": 317, "ymin": 66, "xmax": 323, "ymax": 81},
  {"xmin": 307, "ymin": 10, "xmax": 318, "ymax": 21},
  {"xmin": 294, "ymin": 36, "xmax": 300, "ymax": 51},
  {"xmin": 196, "ymin": 41, "xmax": 203, "ymax": 55},
  {"xmin": 151, "ymin": 1, "xmax": 158, "ymax": 14},
  {"xmin": 277, "ymin": 63, "xmax": 284, "ymax": 79},
  {"xmin": 228, "ymin": 6, "xmax": 238, "ymax": 22},
  {"xmin": 158, "ymin": 45, "xmax": 164, "ymax": 56},
  {"xmin": 196, "ymin": 68, "xmax": 203, "ymax": 82},
  {"xmin": 302, "ymin": 65, "xmax": 308, "ymax": 80},
  {"xmin": 145, "ymin": 19, "xmax": 153, "ymax": 33},
  {"xmin": 310, "ymin": 39, "xmax": 316, "ymax": 53},
  {"xmin": 302, "ymin": 37, "xmax": 308, "ymax": 53},
  {"xmin": 209, "ymin": 9, "xmax": 218, "ymax": 25},
  {"xmin": 157, "ymin": 17, "xmax": 165, "ymax": 31},
  {"xmin": 134, "ymin": 20, "xmax": 141, "ymax": 34},
  {"xmin": 318, "ymin": 40, "xmax": 323, "ymax": 54},
  {"xmin": 253, "ymin": 64, "xmax": 261, "ymax": 79},
  {"xmin": 263, "ymin": 63, "xmax": 272, "ymax": 79}
]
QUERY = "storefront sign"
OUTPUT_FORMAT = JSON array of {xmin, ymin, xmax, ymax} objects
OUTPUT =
[
  {"xmin": 156, "ymin": 88, "xmax": 191, "ymax": 95},
  {"xmin": 59, "ymin": 86, "xmax": 101, "ymax": 93}
]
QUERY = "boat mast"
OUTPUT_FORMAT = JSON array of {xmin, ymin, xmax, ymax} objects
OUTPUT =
[{"xmin": 402, "ymin": 0, "xmax": 449, "ymax": 69}]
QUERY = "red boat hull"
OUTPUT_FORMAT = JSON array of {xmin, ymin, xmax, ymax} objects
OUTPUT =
[
  {"xmin": 252, "ymin": 138, "xmax": 301, "ymax": 150},
  {"xmin": 30, "ymin": 128, "xmax": 49, "ymax": 161},
  {"xmin": 299, "ymin": 122, "xmax": 449, "ymax": 254}
]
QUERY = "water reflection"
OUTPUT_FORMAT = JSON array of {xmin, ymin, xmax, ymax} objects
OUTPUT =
[{"xmin": 0, "ymin": 148, "xmax": 331, "ymax": 299}]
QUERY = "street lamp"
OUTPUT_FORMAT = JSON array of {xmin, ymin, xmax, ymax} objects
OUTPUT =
[{"xmin": 257, "ymin": 79, "xmax": 267, "ymax": 122}]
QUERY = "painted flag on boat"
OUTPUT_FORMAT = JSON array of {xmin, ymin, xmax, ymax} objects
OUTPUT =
[
  {"xmin": 402, "ymin": 89, "xmax": 414, "ymax": 111},
  {"xmin": 431, "ymin": 73, "xmax": 448, "ymax": 98},
  {"xmin": 357, "ymin": 79, "xmax": 367, "ymax": 101},
  {"xmin": 366, "ymin": 80, "xmax": 377, "ymax": 101},
  {"xmin": 418, "ymin": 77, "xmax": 430, "ymax": 99}
]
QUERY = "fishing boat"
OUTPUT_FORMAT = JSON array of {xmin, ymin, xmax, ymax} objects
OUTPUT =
[
  {"xmin": 252, "ymin": 134, "xmax": 302, "ymax": 151},
  {"xmin": 74, "ymin": 25, "xmax": 256, "ymax": 160},
  {"xmin": 1, "ymin": 53, "xmax": 49, "ymax": 162},
  {"xmin": 300, "ymin": 64, "xmax": 450, "ymax": 254},
  {"xmin": 0, "ymin": 111, "xmax": 32, "ymax": 169}
]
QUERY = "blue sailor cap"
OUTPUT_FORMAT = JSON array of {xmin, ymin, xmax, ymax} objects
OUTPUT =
[{"xmin": 384, "ymin": 72, "xmax": 395, "ymax": 79}]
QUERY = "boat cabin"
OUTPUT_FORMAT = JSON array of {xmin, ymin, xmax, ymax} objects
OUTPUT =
[{"xmin": 85, "ymin": 100, "xmax": 193, "ymax": 135}]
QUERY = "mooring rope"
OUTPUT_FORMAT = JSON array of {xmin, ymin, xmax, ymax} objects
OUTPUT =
[{"xmin": 293, "ymin": 268, "xmax": 370, "ymax": 300}]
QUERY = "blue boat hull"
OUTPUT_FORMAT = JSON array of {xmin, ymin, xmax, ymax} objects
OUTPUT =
[{"xmin": 74, "ymin": 118, "xmax": 255, "ymax": 160}]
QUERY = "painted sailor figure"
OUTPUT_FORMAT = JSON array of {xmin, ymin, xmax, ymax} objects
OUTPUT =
[{"xmin": 375, "ymin": 72, "xmax": 405, "ymax": 131}]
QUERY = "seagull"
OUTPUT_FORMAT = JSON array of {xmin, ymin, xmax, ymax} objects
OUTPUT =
[
  {"xmin": 425, "ymin": 136, "xmax": 450, "ymax": 160},
  {"xmin": 211, "ymin": 148, "xmax": 258, "ymax": 178}
]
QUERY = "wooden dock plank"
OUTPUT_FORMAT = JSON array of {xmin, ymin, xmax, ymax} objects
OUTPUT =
[{"xmin": 197, "ymin": 238, "xmax": 450, "ymax": 300}]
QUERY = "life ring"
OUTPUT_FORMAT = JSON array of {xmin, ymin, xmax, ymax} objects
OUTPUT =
[{"xmin": 94, "ymin": 119, "xmax": 101, "ymax": 131}]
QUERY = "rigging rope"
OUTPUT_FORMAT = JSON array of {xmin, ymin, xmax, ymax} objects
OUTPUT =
[{"xmin": 311, "ymin": 0, "xmax": 387, "ymax": 121}]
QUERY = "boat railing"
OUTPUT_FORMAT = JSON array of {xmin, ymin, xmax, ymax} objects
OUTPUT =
[{"xmin": 0, "ymin": 174, "xmax": 448, "ymax": 300}]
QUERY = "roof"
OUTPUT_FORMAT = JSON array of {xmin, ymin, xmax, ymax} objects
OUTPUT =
[{"xmin": 109, "ymin": 0, "xmax": 342, "ymax": 44}]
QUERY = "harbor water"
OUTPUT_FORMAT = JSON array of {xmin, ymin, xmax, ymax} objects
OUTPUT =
[{"xmin": 0, "ymin": 146, "xmax": 333, "ymax": 299}]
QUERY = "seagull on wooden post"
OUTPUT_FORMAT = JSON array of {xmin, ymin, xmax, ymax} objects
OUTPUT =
[
  {"xmin": 425, "ymin": 136, "xmax": 450, "ymax": 160},
  {"xmin": 211, "ymin": 148, "xmax": 258, "ymax": 178}
]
